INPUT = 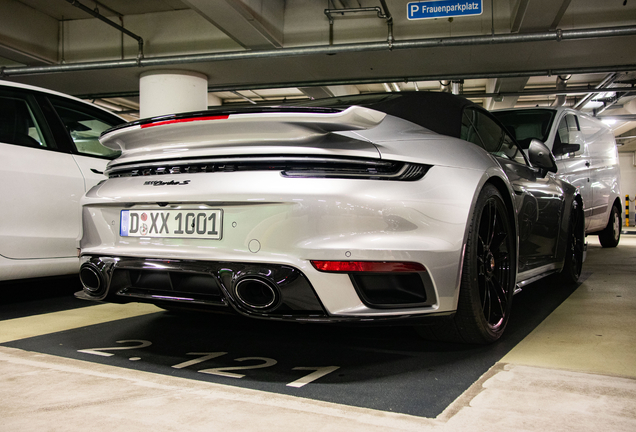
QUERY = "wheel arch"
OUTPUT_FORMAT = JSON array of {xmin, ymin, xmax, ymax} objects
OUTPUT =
[
  {"xmin": 453, "ymin": 172, "xmax": 519, "ymax": 310},
  {"xmin": 612, "ymin": 196, "xmax": 623, "ymax": 214},
  {"xmin": 484, "ymin": 176, "xmax": 518, "ymax": 247},
  {"xmin": 556, "ymin": 190, "xmax": 584, "ymax": 268},
  {"xmin": 483, "ymin": 175, "xmax": 520, "ymax": 283}
]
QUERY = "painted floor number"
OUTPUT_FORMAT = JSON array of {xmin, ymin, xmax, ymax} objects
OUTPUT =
[{"xmin": 78, "ymin": 340, "xmax": 339, "ymax": 388}]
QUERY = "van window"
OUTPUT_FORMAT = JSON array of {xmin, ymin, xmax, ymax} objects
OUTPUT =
[
  {"xmin": 553, "ymin": 114, "xmax": 583, "ymax": 156},
  {"xmin": 556, "ymin": 114, "xmax": 580, "ymax": 145},
  {"xmin": 492, "ymin": 109, "xmax": 556, "ymax": 149},
  {"xmin": 0, "ymin": 94, "xmax": 51, "ymax": 149}
]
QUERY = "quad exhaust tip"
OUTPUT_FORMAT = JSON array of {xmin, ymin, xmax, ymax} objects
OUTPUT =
[
  {"xmin": 79, "ymin": 257, "xmax": 282, "ymax": 312},
  {"xmin": 79, "ymin": 260, "xmax": 110, "ymax": 298},
  {"xmin": 233, "ymin": 277, "xmax": 280, "ymax": 311}
]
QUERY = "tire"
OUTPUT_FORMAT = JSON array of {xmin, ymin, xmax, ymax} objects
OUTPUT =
[
  {"xmin": 560, "ymin": 199, "xmax": 584, "ymax": 284},
  {"xmin": 598, "ymin": 204, "xmax": 621, "ymax": 248},
  {"xmin": 416, "ymin": 184, "xmax": 516, "ymax": 344}
]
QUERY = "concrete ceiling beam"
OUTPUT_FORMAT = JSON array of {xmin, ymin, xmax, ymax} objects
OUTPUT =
[{"xmin": 181, "ymin": 0, "xmax": 284, "ymax": 50}]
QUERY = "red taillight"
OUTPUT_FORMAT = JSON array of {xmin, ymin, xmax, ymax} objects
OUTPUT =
[
  {"xmin": 310, "ymin": 261, "xmax": 425, "ymax": 273},
  {"xmin": 140, "ymin": 115, "xmax": 230, "ymax": 129}
]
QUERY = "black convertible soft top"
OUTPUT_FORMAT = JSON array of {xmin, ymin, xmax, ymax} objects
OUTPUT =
[
  {"xmin": 105, "ymin": 91, "xmax": 476, "ymax": 139},
  {"xmin": 292, "ymin": 91, "xmax": 476, "ymax": 138}
]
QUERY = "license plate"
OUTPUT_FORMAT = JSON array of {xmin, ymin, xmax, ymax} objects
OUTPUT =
[{"xmin": 120, "ymin": 209, "xmax": 222, "ymax": 239}]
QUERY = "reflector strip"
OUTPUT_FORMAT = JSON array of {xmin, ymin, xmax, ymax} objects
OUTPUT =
[
  {"xmin": 310, "ymin": 261, "xmax": 425, "ymax": 273},
  {"xmin": 140, "ymin": 115, "xmax": 230, "ymax": 129}
]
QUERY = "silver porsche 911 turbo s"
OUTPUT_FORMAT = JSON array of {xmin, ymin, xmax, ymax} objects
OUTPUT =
[{"xmin": 77, "ymin": 92, "xmax": 584, "ymax": 344}]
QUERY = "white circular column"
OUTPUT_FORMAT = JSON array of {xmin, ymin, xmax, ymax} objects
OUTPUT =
[{"xmin": 139, "ymin": 70, "xmax": 208, "ymax": 118}]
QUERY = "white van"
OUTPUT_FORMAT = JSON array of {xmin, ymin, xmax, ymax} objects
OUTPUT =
[{"xmin": 493, "ymin": 107, "xmax": 622, "ymax": 247}]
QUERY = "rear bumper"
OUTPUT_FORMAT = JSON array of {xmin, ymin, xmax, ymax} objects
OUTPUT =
[{"xmin": 76, "ymin": 255, "xmax": 453, "ymax": 324}]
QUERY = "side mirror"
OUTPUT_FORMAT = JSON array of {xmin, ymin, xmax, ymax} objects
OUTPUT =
[
  {"xmin": 528, "ymin": 139, "xmax": 558, "ymax": 174},
  {"xmin": 552, "ymin": 143, "xmax": 580, "ymax": 156}
]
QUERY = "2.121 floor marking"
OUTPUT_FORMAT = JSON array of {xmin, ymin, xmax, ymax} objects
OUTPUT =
[{"xmin": 78, "ymin": 340, "xmax": 339, "ymax": 388}]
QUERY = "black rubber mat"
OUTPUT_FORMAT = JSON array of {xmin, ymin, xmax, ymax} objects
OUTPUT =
[{"xmin": 0, "ymin": 276, "xmax": 90, "ymax": 321}]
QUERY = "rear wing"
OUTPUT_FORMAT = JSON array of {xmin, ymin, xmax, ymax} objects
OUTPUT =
[{"xmin": 100, "ymin": 106, "xmax": 387, "ymax": 153}]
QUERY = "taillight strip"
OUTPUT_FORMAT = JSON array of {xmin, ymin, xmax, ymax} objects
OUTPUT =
[
  {"xmin": 311, "ymin": 261, "xmax": 425, "ymax": 273},
  {"xmin": 140, "ymin": 115, "xmax": 230, "ymax": 129}
]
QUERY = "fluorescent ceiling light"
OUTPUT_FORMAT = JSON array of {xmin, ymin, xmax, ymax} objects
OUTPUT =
[{"xmin": 583, "ymin": 101, "xmax": 603, "ymax": 109}]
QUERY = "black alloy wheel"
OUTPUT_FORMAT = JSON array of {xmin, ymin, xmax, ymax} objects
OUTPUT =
[
  {"xmin": 560, "ymin": 199, "xmax": 584, "ymax": 284},
  {"xmin": 475, "ymin": 194, "xmax": 513, "ymax": 330}
]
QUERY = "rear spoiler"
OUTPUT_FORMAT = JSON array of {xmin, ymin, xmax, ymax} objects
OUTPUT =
[{"xmin": 100, "ymin": 106, "xmax": 387, "ymax": 152}]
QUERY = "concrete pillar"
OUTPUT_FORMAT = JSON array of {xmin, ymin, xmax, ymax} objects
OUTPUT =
[{"xmin": 139, "ymin": 70, "xmax": 208, "ymax": 118}]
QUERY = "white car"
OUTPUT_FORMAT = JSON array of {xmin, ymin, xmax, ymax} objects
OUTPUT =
[
  {"xmin": 77, "ymin": 92, "xmax": 584, "ymax": 344},
  {"xmin": 0, "ymin": 80, "xmax": 124, "ymax": 282},
  {"xmin": 493, "ymin": 107, "xmax": 622, "ymax": 247}
]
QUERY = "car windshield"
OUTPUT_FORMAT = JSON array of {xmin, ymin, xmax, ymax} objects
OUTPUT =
[{"xmin": 492, "ymin": 109, "xmax": 556, "ymax": 149}]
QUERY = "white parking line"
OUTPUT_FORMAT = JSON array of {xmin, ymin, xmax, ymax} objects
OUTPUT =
[{"xmin": 0, "ymin": 303, "xmax": 161, "ymax": 344}]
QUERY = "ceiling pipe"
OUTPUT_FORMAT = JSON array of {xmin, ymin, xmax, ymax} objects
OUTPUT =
[
  {"xmin": 74, "ymin": 69, "xmax": 636, "ymax": 101},
  {"xmin": 63, "ymin": 0, "xmax": 144, "ymax": 60},
  {"xmin": 324, "ymin": 0, "xmax": 392, "ymax": 47},
  {"xmin": 594, "ymin": 90, "xmax": 636, "ymax": 116},
  {"xmin": 230, "ymin": 91, "xmax": 258, "ymax": 105},
  {"xmin": 551, "ymin": 74, "xmax": 571, "ymax": 106},
  {"xmin": 2, "ymin": 24, "xmax": 636, "ymax": 78},
  {"xmin": 572, "ymin": 73, "xmax": 618, "ymax": 110},
  {"xmin": 91, "ymin": 0, "xmax": 123, "ymax": 19},
  {"xmin": 451, "ymin": 80, "xmax": 464, "ymax": 95},
  {"xmin": 440, "ymin": 80, "xmax": 451, "ymax": 93},
  {"xmin": 379, "ymin": 0, "xmax": 394, "ymax": 48},
  {"xmin": 467, "ymin": 87, "xmax": 634, "ymax": 98}
]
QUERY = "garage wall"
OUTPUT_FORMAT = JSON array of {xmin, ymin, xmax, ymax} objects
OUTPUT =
[{"xmin": 619, "ymin": 152, "xmax": 636, "ymax": 226}]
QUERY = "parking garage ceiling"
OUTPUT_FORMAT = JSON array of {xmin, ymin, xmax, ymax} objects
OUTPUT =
[{"xmin": 1, "ymin": 0, "xmax": 636, "ymax": 151}]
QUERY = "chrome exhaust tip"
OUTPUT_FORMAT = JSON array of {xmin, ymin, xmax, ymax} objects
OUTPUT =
[
  {"xmin": 233, "ymin": 276, "xmax": 280, "ymax": 311},
  {"xmin": 79, "ymin": 259, "xmax": 111, "ymax": 298}
]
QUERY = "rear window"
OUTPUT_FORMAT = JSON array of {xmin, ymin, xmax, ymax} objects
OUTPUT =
[{"xmin": 492, "ymin": 109, "xmax": 556, "ymax": 149}]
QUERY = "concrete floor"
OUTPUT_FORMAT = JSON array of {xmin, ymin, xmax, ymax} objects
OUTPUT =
[{"xmin": 1, "ymin": 234, "xmax": 635, "ymax": 431}]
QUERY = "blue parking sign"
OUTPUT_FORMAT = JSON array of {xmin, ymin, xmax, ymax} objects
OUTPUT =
[{"xmin": 407, "ymin": 0, "xmax": 482, "ymax": 20}]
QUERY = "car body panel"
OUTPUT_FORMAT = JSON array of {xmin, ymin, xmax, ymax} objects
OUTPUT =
[
  {"xmin": 0, "ymin": 143, "xmax": 88, "ymax": 259},
  {"xmin": 578, "ymin": 115, "xmax": 621, "ymax": 231},
  {"xmin": 0, "ymin": 80, "xmax": 125, "ymax": 281}
]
